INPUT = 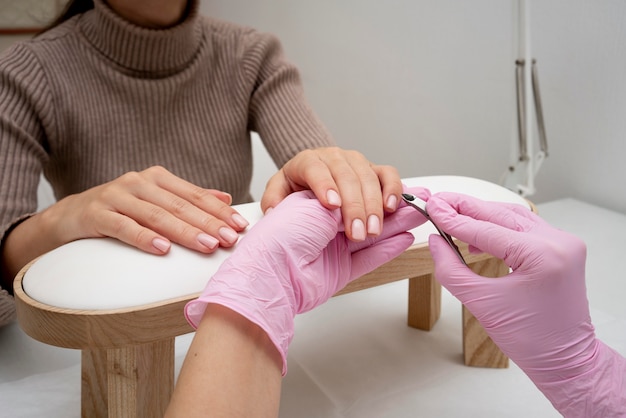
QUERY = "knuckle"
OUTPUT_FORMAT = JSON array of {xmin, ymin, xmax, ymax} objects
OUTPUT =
[
  {"xmin": 145, "ymin": 205, "xmax": 166, "ymax": 225},
  {"xmin": 188, "ymin": 185, "xmax": 214, "ymax": 204},
  {"xmin": 132, "ymin": 228, "xmax": 153, "ymax": 246},
  {"xmin": 198, "ymin": 215, "xmax": 225, "ymax": 232},
  {"xmin": 168, "ymin": 196, "xmax": 189, "ymax": 217},
  {"xmin": 144, "ymin": 165, "xmax": 169, "ymax": 177},
  {"xmin": 117, "ymin": 170, "xmax": 143, "ymax": 187},
  {"xmin": 106, "ymin": 215, "xmax": 131, "ymax": 237}
]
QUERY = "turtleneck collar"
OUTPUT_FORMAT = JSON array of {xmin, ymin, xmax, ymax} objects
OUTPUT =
[{"xmin": 79, "ymin": 0, "xmax": 203, "ymax": 75}]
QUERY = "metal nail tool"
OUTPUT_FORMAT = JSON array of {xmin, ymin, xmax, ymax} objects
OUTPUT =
[{"xmin": 401, "ymin": 193, "xmax": 467, "ymax": 265}]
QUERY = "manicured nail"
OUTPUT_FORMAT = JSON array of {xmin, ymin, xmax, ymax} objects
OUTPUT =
[
  {"xmin": 351, "ymin": 219, "xmax": 366, "ymax": 241},
  {"xmin": 197, "ymin": 233, "xmax": 219, "ymax": 250},
  {"xmin": 367, "ymin": 215, "xmax": 381, "ymax": 235},
  {"xmin": 152, "ymin": 237, "xmax": 171, "ymax": 253},
  {"xmin": 326, "ymin": 190, "xmax": 341, "ymax": 206},
  {"xmin": 386, "ymin": 194, "xmax": 398, "ymax": 211},
  {"xmin": 219, "ymin": 227, "xmax": 239, "ymax": 244},
  {"xmin": 231, "ymin": 213, "xmax": 249, "ymax": 229}
]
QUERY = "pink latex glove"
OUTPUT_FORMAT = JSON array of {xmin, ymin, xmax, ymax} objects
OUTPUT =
[
  {"xmin": 427, "ymin": 192, "xmax": 626, "ymax": 417},
  {"xmin": 186, "ymin": 187, "xmax": 429, "ymax": 375}
]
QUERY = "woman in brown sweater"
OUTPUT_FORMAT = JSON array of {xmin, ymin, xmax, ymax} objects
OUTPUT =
[{"xmin": 0, "ymin": 0, "xmax": 402, "ymax": 326}]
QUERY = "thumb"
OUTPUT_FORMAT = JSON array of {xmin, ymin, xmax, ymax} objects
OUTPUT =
[
  {"xmin": 428, "ymin": 234, "xmax": 485, "ymax": 305},
  {"xmin": 260, "ymin": 170, "xmax": 292, "ymax": 214}
]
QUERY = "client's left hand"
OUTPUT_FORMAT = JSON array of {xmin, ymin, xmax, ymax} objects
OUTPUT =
[
  {"xmin": 186, "ymin": 187, "xmax": 429, "ymax": 374},
  {"xmin": 260, "ymin": 147, "xmax": 403, "ymax": 242}
]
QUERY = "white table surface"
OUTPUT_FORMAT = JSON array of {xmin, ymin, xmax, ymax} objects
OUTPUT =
[{"xmin": 2, "ymin": 197, "xmax": 625, "ymax": 417}]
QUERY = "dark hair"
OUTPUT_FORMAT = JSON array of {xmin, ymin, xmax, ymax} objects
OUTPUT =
[{"xmin": 39, "ymin": 0, "xmax": 95, "ymax": 34}]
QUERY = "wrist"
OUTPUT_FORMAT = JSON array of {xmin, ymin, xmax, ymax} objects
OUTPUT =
[
  {"xmin": 531, "ymin": 340, "xmax": 626, "ymax": 417},
  {"xmin": 1, "ymin": 200, "xmax": 76, "ymax": 286},
  {"xmin": 185, "ymin": 268, "xmax": 296, "ymax": 375}
]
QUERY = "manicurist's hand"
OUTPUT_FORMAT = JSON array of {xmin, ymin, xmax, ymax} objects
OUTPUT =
[
  {"xmin": 2, "ymin": 166, "xmax": 249, "ymax": 284},
  {"xmin": 260, "ymin": 147, "xmax": 403, "ymax": 242},
  {"xmin": 186, "ymin": 186, "xmax": 429, "ymax": 375},
  {"xmin": 426, "ymin": 192, "xmax": 626, "ymax": 417}
]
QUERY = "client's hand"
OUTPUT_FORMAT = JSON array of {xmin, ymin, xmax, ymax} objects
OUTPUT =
[
  {"xmin": 260, "ymin": 147, "xmax": 403, "ymax": 242},
  {"xmin": 426, "ymin": 192, "xmax": 626, "ymax": 417},
  {"xmin": 186, "ymin": 187, "xmax": 429, "ymax": 374}
]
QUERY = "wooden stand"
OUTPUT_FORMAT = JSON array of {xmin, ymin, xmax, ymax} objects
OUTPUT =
[
  {"xmin": 462, "ymin": 258, "xmax": 510, "ymax": 368},
  {"xmin": 14, "ymin": 239, "xmax": 509, "ymax": 417}
]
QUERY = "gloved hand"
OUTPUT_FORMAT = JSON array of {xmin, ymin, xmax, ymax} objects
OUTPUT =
[
  {"xmin": 186, "ymin": 187, "xmax": 429, "ymax": 375},
  {"xmin": 426, "ymin": 192, "xmax": 626, "ymax": 417}
]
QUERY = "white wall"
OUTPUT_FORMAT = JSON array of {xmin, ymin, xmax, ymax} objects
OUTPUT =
[
  {"xmin": 202, "ymin": 0, "xmax": 626, "ymax": 214},
  {"xmin": 531, "ymin": 0, "xmax": 626, "ymax": 213},
  {"xmin": 3, "ymin": 1, "xmax": 626, "ymax": 213}
]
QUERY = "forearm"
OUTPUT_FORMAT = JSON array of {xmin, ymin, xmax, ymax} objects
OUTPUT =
[
  {"xmin": 534, "ymin": 341, "xmax": 626, "ymax": 418},
  {"xmin": 166, "ymin": 304, "xmax": 283, "ymax": 418}
]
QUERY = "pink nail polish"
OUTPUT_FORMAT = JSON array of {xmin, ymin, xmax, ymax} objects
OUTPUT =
[
  {"xmin": 197, "ymin": 233, "xmax": 219, "ymax": 249},
  {"xmin": 231, "ymin": 213, "xmax": 249, "ymax": 229},
  {"xmin": 351, "ymin": 219, "xmax": 366, "ymax": 241},
  {"xmin": 386, "ymin": 195, "xmax": 398, "ymax": 211},
  {"xmin": 326, "ymin": 190, "xmax": 341, "ymax": 206},
  {"xmin": 219, "ymin": 227, "xmax": 239, "ymax": 244},
  {"xmin": 367, "ymin": 215, "xmax": 381, "ymax": 235},
  {"xmin": 152, "ymin": 237, "xmax": 170, "ymax": 253}
]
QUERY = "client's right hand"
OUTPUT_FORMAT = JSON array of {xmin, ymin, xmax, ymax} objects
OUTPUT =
[{"xmin": 49, "ymin": 166, "xmax": 248, "ymax": 254}]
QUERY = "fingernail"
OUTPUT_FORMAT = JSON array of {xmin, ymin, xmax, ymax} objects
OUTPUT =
[
  {"xmin": 351, "ymin": 219, "xmax": 366, "ymax": 241},
  {"xmin": 386, "ymin": 194, "xmax": 398, "ymax": 211},
  {"xmin": 219, "ymin": 227, "xmax": 239, "ymax": 244},
  {"xmin": 197, "ymin": 233, "xmax": 219, "ymax": 250},
  {"xmin": 367, "ymin": 215, "xmax": 381, "ymax": 235},
  {"xmin": 231, "ymin": 213, "xmax": 249, "ymax": 229},
  {"xmin": 326, "ymin": 190, "xmax": 341, "ymax": 206},
  {"xmin": 152, "ymin": 237, "xmax": 170, "ymax": 253}
]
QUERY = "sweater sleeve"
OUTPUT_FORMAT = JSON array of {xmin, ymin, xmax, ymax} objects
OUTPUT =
[
  {"xmin": 239, "ymin": 30, "xmax": 335, "ymax": 167},
  {"xmin": 0, "ymin": 43, "xmax": 53, "ymax": 288}
]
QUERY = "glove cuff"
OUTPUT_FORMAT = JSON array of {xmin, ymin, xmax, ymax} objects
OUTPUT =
[
  {"xmin": 529, "ymin": 340, "xmax": 626, "ymax": 417},
  {"xmin": 185, "ymin": 284, "xmax": 295, "ymax": 376}
]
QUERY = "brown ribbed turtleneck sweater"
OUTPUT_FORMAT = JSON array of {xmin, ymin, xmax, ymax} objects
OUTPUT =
[{"xmin": 0, "ymin": 0, "xmax": 333, "ymax": 324}]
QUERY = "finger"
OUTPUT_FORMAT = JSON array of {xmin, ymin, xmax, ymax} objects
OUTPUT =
[
  {"xmin": 347, "ymin": 206, "xmax": 425, "ymax": 253},
  {"xmin": 402, "ymin": 185, "xmax": 432, "ymax": 203},
  {"xmin": 341, "ymin": 152, "xmax": 384, "ymax": 238},
  {"xmin": 260, "ymin": 169, "xmax": 295, "ymax": 213},
  {"xmin": 207, "ymin": 189, "xmax": 233, "ymax": 205},
  {"xmin": 92, "ymin": 209, "xmax": 173, "ymax": 255},
  {"xmin": 373, "ymin": 165, "xmax": 403, "ymax": 212},
  {"xmin": 121, "ymin": 183, "xmax": 240, "ymax": 248},
  {"xmin": 429, "ymin": 192, "xmax": 535, "ymax": 231},
  {"xmin": 145, "ymin": 168, "xmax": 248, "ymax": 231},
  {"xmin": 104, "ymin": 188, "xmax": 236, "ymax": 251},
  {"xmin": 349, "ymin": 232, "xmax": 415, "ymax": 280},
  {"xmin": 428, "ymin": 235, "xmax": 489, "ymax": 304},
  {"xmin": 267, "ymin": 190, "xmax": 341, "ymax": 245},
  {"xmin": 261, "ymin": 153, "xmax": 342, "ymax": 212},
  {"xmin": 317, "ymin": 149, "xmax": 368, "ymax": 241},
  {"xmin": 426, "ymin": 196, "xmax": 530, "ymax": 263}
]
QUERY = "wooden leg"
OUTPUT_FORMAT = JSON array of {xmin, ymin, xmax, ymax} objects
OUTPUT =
[
  {"xmin": 81, "ymin": 338, "xmax": 175, "ymax": 418},
  {"xmin": 407, "ymin": 273, "xmax": 441, "ymax": 331},
  {"xmin": 463, "ymin": 258, "xmax": 509, "ymax": 368},
  {"xmin": 82, "ymin": 348, "xmax": 108, "ymax": 417}
]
